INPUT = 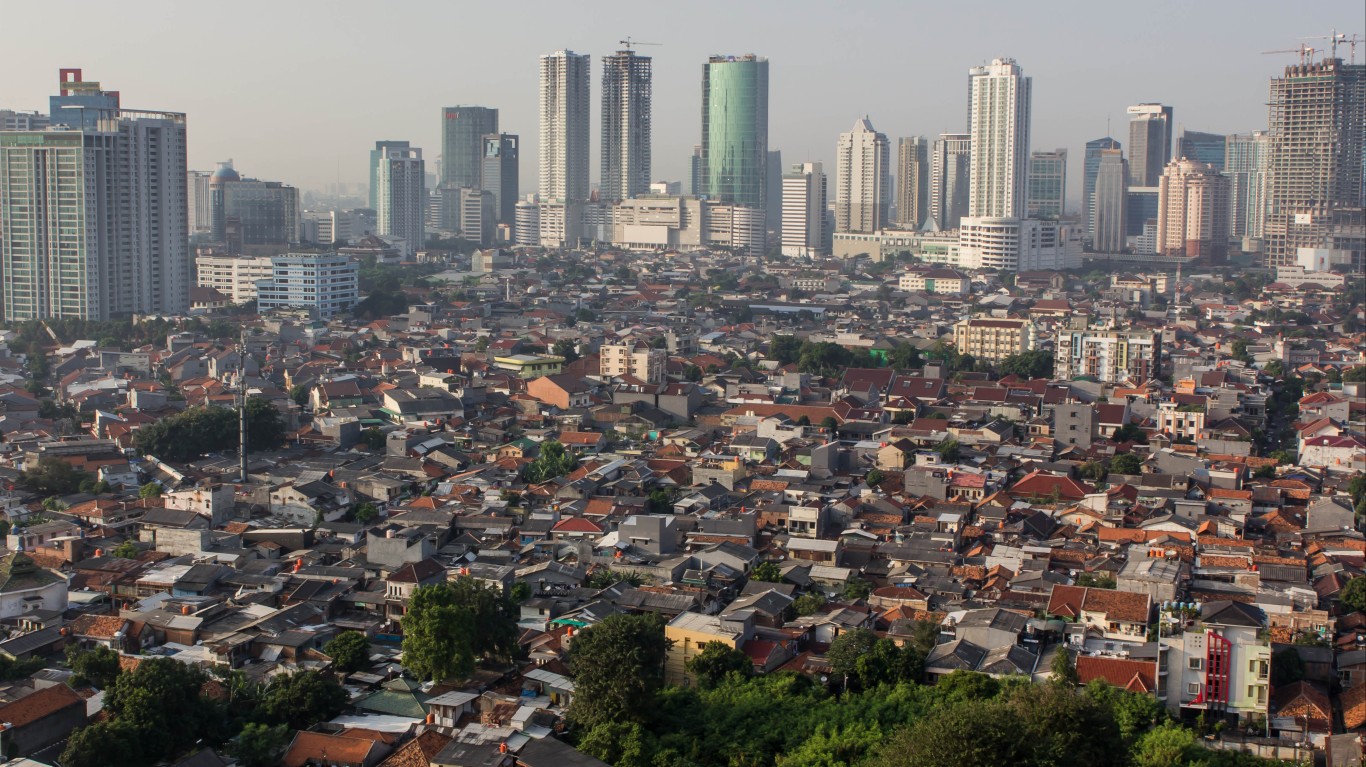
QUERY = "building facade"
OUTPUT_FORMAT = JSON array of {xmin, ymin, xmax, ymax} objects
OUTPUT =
[
  {"xmin": 957, "ymin": 217, "xmax": 1080, "ymax": 272},
  {"xmin": 930, "ymin": 133, "xmax": 971, "ymax": 229},
  {"xmin": 953, "ymin": 317, "xmax": 1037, "ymax": 363},
  {"xmin": 781, "ymin": 162, "xmax": 828, "ymax": 257},
  {"xmin": 1225, "ymin": 132, "xmax": 1270, "ymax": 241},
  {"xmin": 440, "ymin": 106, "xmax": 498, "ymax": 189},
  {"xmin": 600, "ymin": 342, "xmax": 666, "ymax": 384},
  {"xmin": 209, "ymin": 161, "xmax": 301, "ymax": 252},
  {"xmin": 369, "ymin": 140, "xmax": 409, "ymax": 210},
  {"xmin": 1092, "ymin": 149, "xmax": 1129, "ymax": 252},
  {"xmin": 539, "ymin": 50, "xmax": 591, "ymax": 204},
  {"xmin": 195, "ymin": 254, "xmax": 275, "ymax": 303},
  {"xmin": 375, "ymin": 143, "xmax": 425, "ymax": 257},
  {"xmin": 896, "ymin": 136, "xmax": 930, "ymax": 229},
  {"xmin": 601, "ymin": 49, "xmax": 652, "ymax": 203},
  {"xmin": 1127, "ymin": 103, "xmax": 1173, "ymax": 187},
  {"xmin": 1083, "ymin": 137, "xmax": 1121, "ymax": 244},
  {"xmin": 700, "ymin": 55, "xmax": 769, "ymax": 213},
  {"xmin": 967, "ymin": 58, "xmax": 1031, "ymax": 219},
  {"xmin": 1053, "ymin": 328, "xmax": 1161, "ymax": 383},
  {"xmin": 480, "ymin": 133, "xmax": 519, "ymax": 225},
  {"xmin": 254, "ymin": 253, "xmax": 359, "ymax": 319},
  {"xmin": 1156, "ymin": 159, "xmax": 1231, "ymax": 261},
  {"xmin": 1175, "ymin": 130, "xmax": 1225, "ymax": 170},
  {"xmin": 834, "ymin": 117, "xmax": 890, "ymax": 233},
  {"xmin": 1027, "ymin": 148, "xmax": 1067, "ymax": 219}
]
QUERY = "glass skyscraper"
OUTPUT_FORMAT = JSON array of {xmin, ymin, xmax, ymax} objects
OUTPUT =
[
  {"xmin": 1082, "ymin": 137, "xmax": 1121, "ymax": 243},
  {"xmin": 700, "ymin": 55, "xmax": 769, "ymax": 210},
  {"xmin": 1027, "ymin": 149, "xmax": 1067, "ymax": 219},
  {"xmin": 441, "ymin": 106, "xmax": 498, "ymax": 189},
  {"xmin": 1176, "ymin": 130, "xmax": 1225, "ymax": 171}
]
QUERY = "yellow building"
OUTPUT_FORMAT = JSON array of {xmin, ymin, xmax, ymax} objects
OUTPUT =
[
  {"xmin": 951, "ymin": 317, "xmax": 1036, "ymax": 364},
  {"xmin": 664, "ymin": 611, "xmax": 752, "ymax": 687},
  {"xmin": 492, "ymin": 354, "xmax": 565, "ymax": 379}
]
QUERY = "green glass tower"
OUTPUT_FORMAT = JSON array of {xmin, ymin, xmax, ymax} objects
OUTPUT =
[{"xmin": 700, "ymin": 55, "xmax": 769, "ymax": 211}]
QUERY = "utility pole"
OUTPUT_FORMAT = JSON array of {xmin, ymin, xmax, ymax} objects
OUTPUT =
[{"xmin": 239, "ymin": 329, "xmax": 248, "ymax": 484}]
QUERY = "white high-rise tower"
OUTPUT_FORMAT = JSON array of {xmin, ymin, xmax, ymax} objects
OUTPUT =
[
  {"xmin": 539, "ymin": 50, "xmax": 591, "ymax": 203},
  {"xmin": 781, "ymin": 162, "xmax": 827, "ymax": 257},
  {"xmin": 601, "ymin": 49, "xmax": 652, "ymax": 202},
  {"xmin": 834, "ymin": 117, "xmax": 890, "ymax": 233},
  {"xmin": 375, "ymin": 144, "xmax": 425, "ymax": 257},
  {"xmin": 966, "ymin": 58, "xmax": 1031, "ymax": 219}
]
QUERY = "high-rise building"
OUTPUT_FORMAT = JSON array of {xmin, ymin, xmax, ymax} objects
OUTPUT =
[
  {"xmin": 700, "ymin": 54, "xmax": 769, "ymax": 211},
  {"xmin": 1156, "ymin": 159, "xmax": 1231, "ymax": 261},
  {"xmin": 690, "ymin": 145, "xmax": 704, "ymax": 196},
  {"xmin": 1054, "ymin": 327, "xmax": 1161, "ymax": 383},
  {"xmin": 967, "ymin": 58, "xmax": 1031, "ymax": 219},
  {"xmin": 1083, "ymin": 137, "xmax": 1121, "ymax": 243},
  {"xmin": 1225, "ymin": 131, "xmax": 1271, "ymax": 240},
  {"xmin": 895, "ymin": 137, "xmax": 930, "ymax": 229},
  {"xmin": 1027, "ymin": 149, "xmax": 1067, "ymax": 219},
  {"xmin": 208, "ymin": 161, "xmax": 301, "ymax": 252},
  {"xmin": 1175, "ymin": 130, "xmax": 1226, "ymax": 171},
  {"xmin": 254, "ymin": 253, "xmax": 359, "ymax": 319},
  {"xmin": 1092, "ymin": 149, "xmax": 1128, "ymax": 252},
  {"xmin": 1263, "ymin": 58, "xmax": 1366, "ymax": 268},
  {"xmin": 440, "ymin": 106, "xmax": 498, "ymax": 189},
  {"xmin": 539, "ymin": 50, "xmax": 591, "ymax": 203},
  {"xmin": 834, "ymin": 117, "xmax": 890, "ymax": 233},
  {"xmin": 766, "ymin": 149, "xmax": 783, "ymax": 232},
  {"xmin": 601, "ymin": 50, "xmax": 651, "ymax": 202},
  {"xmin": 1126, "ymin": 104, "xmax": 1173, "ymax": 187},
  {"xmin": 1127, "ymin": 187, "xmax": 1160, "ymax": 238},
  {"xmin": 0, "ymin": 110, "xmax": 49, "ymax": 131},
  {"xmin": 374, "ymin": 144, "xmax": 425, "ymax": 257},
  {"xmin": 930, "ymin": 133, "xmax": 971, "ymax": 229},
  {"xmin": 368, "ymin": 140, "xmax": 409, "ymax": 210},
  {"xmin": 781, "ymin": 162, "xmax": 827, "ymax": 257},
  {"xmin": 460, "ymin": 188, "xmax": 496, "ymax": 246},
  {"xmin": 480, "ymin": 133, "xmax": 519, "ymax": 224},
  {"xmin": 1, "ymin": 69, "xmax": 188, "ymax": 320},
  {"xmin": 188, "ymin": 170, "xmax": 213, "ymax": 236}
]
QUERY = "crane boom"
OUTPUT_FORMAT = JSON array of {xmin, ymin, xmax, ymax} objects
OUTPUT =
[{"xmin": 619, "ymin": 37, "xmax": 662, "ymax": 50}]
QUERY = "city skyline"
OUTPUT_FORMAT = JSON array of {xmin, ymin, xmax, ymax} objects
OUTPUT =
[{"xmin": 0, "ymin": 0, "xmax": 1356, "ymax": 205}]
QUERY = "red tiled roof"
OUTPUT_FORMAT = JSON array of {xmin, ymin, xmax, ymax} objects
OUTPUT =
[
  {"xmin": 0, "ymin": 684, "xmax": 84, "ymax": 729},
  {"xmin": 282, "ymin": 731, "xmax": 381, "ymax": 767},
  {"xmin": 551, "ymin": 517, "xmax": 604, "ymax": 534},
  {"xmin": 1075, "ymin": 655, "xmax": 1157, "ymax": 692}
]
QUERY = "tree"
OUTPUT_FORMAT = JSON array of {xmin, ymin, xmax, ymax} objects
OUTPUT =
[
  {"xmin": 1341, "ymin": 576, "xmax": 1366, "ymax": 614},
  {"xmin": 1271, "ymin": 647, "xmax": 1306, "ymax": 686},
  {"xmin": 67, "ymin": 645, "xmax": 120, "ymax": 689},
  {"xmin": 1131, "ymin": 721, "xmax": 1200, "ymax": 767},
  {"xmin": 842, "ymin": 578, "xmax": 874, "ymax": 601},
  {"xmin": 401, "ymin": 584, "xmax": 477, "ymax": 681},
  {"xmin": 1075, "ymin": 572, "xmax": 1116, "ymax": 589},
  {"xmin": 792, "ymin": 591, "xmax": 827, "ymax": 616},
  {"xmin": 683, "ymin": 363, "xmax": 703, "ymax": 382},
  {"xmin": 685, "ymin": 641, "xmax": 753, "ymax": 689},
  {"xmin": 352, "ymin": 502, "xmax": 379, "ymax": 525},
  {"xmin": 509, "ymin": 581, "xmax": 531, "ymax": 603},
  {"xmin": 567, "ymin": 613, "xmax": 669, "ymax": 729},
  {"xmin": 1113, "ymin": 423, "xmax": 1147, "ymax": 444},
  {"xmin": 1079, "ymin": 461, "xmax": 1107, "ymax": 481},
  {"xmin": 889, "ymin": 342, "xmax": 923, "ymax": 370},
  {"xmin": 553, "ymin": 339, "xmax": 580, "ymax": 363},
  {"xmin": 821, "ymin": 416, "xmax": 840, "ymax": 431},
  {"xmin": 522, "ymin": 440, "xmax": 578, "ymax": 483},
  {"xmin": 289, "ymin": 384, "xmax": 311, "ymax": 407},
  {"xmin": 1263, "ymin": 359, "xmax": 1285, "ymax": 378},
  {"xmin": 826, "ymin": 629, "xmax": 877, "ymax": 687},
  {"xmin": 870, "ymin": 699, "xmax": 1027, "ymax": 767},
  {"xmin": 104, "ymin": 657, "xmax": 212, "ymax": 760},
  {"xmin": 645, "ymin": 488, "xmax": 672, "ymax": 515},
  {"xmin": 1051, "ymin": 646, "xmax": 1079, "ymax": 687},
  {"xmin": 360, "ymin": 426, "xmax": 386, "ymax": 450},
  {"xmin": 18, "ymin": 456, "xmax": 89, "ymax": 496},
  {"xmin": 111, "ymin": 540, "xmax": 140, "ymax": 559},
  {"xmin": 446, "ymin": 578, "xmax": 519, "ymax": 660},
  {"xmin": 751, "ymin": 561, "xmax": 783, "ymax": 583},
  {"xmin": 260, "ymin": 670, "xmax": 349, "ymax": 730},
  {"xmin": 245, "ymin": 397, "xmax": 287, "ymax": 451},
  {"xmin": 227, "ymin": 722, "xmax": 291, "ymax": 767},
  {"xmin": 1347, "ymin": 473, "xmax": 1366, "ymax": 507},
  {"xmin": 60, "ymin": 721, "xmax": 146, "ymax": 767},
  {"xmin": 865, "ymin": 469, "xmax": 885, "ymax": 487},
  {"xmin": 324, "ymin": 630, "xmax": 371, "ymax": 673},
  {"xmin": 770, "ymin": 335, "xmax": 803, "ymax": 365},
  {"xmin": 1345, "ymin": 366, "xmax": 1366, "ymax": 383},
  {"xmin": 1108, "ymin": 452, "xmax": 1144, "ymax": 476},
  {"xmin": 1000, "ymin": 350, "xmax": 1055, "ymax": 380},
  {"xmin": 138, "ymin": 482, "xmax": 162, "ymax": 499},
  {"xmin": 934, "ymin": 439, "xmax": 961, "ymax": 463}
]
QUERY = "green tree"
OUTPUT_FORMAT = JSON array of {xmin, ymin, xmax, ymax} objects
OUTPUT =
[
  {"xmin": 934, "ymin": 439, "xmax": 961, "ymax": 463},
  {"xmin": 1347, "ymin": 473, "xmax": 1366, "ymax": 507},
  {"xmin": 352, "ymin": 502, "xmax": 379, "ymax": 525},
  {"xmin": 792, "ymin": 592, "xmax": 827, "ymax": 616},
  {"xmin": 1051, "ymin": 646, "xmax": 1079, "ymax": 687},
  {"xmin": 1344, "ymin": 366, "xmax": 1366, "ymax": 382},
  {"xmin": 685, "ymin": 641, "xmax": 753, "ymax": 690},
  {"xmin": 821, "ymin": 416, "xmax": 840, "ymax": 431},
  {"xmin": 138, "ymin": 482, "xmax": 162, "ymax": 499},
  {"xmin": 18, "ymin": 457, "xmax": 90, "ymax": 496},
  {"xmin": 1131, "ymin": 721, "xmax": 1200, "ymax": 767},
  {"xmin": 751, "ymin": 561, "xmax": 784, "ymax": 583},
  {"xmin": 60, "ymin": 721, "xmax": 145, "ymax": 767},
  {"xmin": 289, "ymin": 384, "xmax": 311, "ymax": 407},
  {"xmin": 1341, "ymin": 576, "xmax": 1366, "ymax": 613},
  {"xmin": 245, "ymin": 397, "xmax": 287, "ymax": 451},
  {"xmin": 110, "ymin": 540, "xmax": 140, "ymax": 559},
  {"xmin": 1075, "ymin": 572, "xmax": 1117, "ymax": 589},
  {"xmin": 400, "ymin": 584, "xmax": 477, "ymax": 681},
  {"xmin": 683, "ymin": 363, "xmax": 703, "ymax": 382},
  {"xmin": 360, "ymin": 426, "xmax": 386, "ymax": 450},
  {"xmin": 865, "ymin": 469, "xmax": 885, "ymax": 487},
  {"xmin": 522, "ymin": 440, "xmax": 578, "ymax": 483},
  {"xmin": 446, "ymin": 578, "xmax": 519, "ymax": 660},
  {"xmin": 67, "ymin": 645, "xmax": 121, "ymax": 689},
  {"xmin": 567, "ymin": 613, "xmax": 669, "ymax": 729},
  {"xmin": 645, "ymin": 488, "xmax": 673, "ymax": 514},
  {"xmin": 509, "ymin": 581, "xmax": 531, "ymax": 603},
  {"xmin": 870, "ymin": 699, "xmax": 1027, "ymax": 767},
  {"xmin": 770, "ymin": 335, "xmax": 803, "ymax": 365},
  {"xmin": 1113, "ymin": 423, "xmax": 1147, "ymax": 443},
  {"xmin": 1271, "ymin": 647, "xmax": 1306, "ymax": 685},
  {"xmin": 324, "ymin": 630, "xmax": 371, "ymax": 673},
  {"xmin": 260, "ymin": 670, "xmax": 349, "ymax": 730},
  {"xmin": 104, "ymin": 657, "xmax": 212, "ymax": 760},
  {"xmin": 1079, "ymin": 460, "xmax": 1107, "ymax": 481},
  {"xmin": 999, "ymin": 350, "xmax": 1055, "ymax": 379},
  {"xmin": 227, "ymin": 722, "xmax": 291, "ymax": 767},
  {"xmin": 842, "ymin": 578, "xmax": 874, "ymax": 601},
  {"xmin": 889, "ymin": 342, "xmax": 923, "ymax": 370}
]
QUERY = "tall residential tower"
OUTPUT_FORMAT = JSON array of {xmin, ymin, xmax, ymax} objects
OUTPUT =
[
  {"xmin": 1027, "ymin": 149, "xmax": 1067, "ymax": 219},
  {"xmin": 374, "ymin": 143, "xmax": 425, "ymax": 256},
  {"xmin": 895, "ymin": 136, "xmax": 930, "ymax": 229},
  {"xmin": 1082, "ymin": 137, "xmax": 1121, "ymax": 243},
  {"xmin": 539, "ymin": 50, "xmax": 591, "ymax": 203},
  {"xmin": 967, "ymin": 58, "xmax": 1031, "ymax": 219},
  {"xmin": 930, "ymin": 133, "xmax": 970, "ymax": 229},
  {"xmin": 601, "ymin": 49, "xmax": 652, "ymax": 202},
  {"xmin": 834, "ymin": 117, "xmax": 890, "ymax": 233}
]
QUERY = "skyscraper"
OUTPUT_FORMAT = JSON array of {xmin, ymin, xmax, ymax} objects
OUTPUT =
[
  {"xmin": 1225, "ymin": 131, "xmax": 1271, "ymax": 240},
  {"xmin": 441, "ymin": 106, "xmax": 498, "ymax": 189},
  {"xmin": 930, "ymin": 133, "xmax": 970, "ymax": 229},
  {"xmin": 539, "ymin": 50, "xmax": 591, "ymax": 203},
  {"xmin": 208, "ymin": 160, "xmax": 301, "ymax": 251},
  {"xmin": 1175, "ymin": 130, "xmax": 1226, "ymax": 171},
  {"xmin": 690, "ymin": 145, "xmax": 704, "ymax": 197},
  {"xmin": 700, "ymin": 54, "xmax": 769, "ymax": 211},
  {"xmin": 781, "ymin": 162, "xmax": 827, "ymax": 257},
  {"xmin": 1082, "ymin": 137, "xmax": 1121, "ymax": 243},
  {"xmin": 1092, "ymin": 149, "xmax": 1128, "ymax": 252},
  {"xmin": 895, "ymin": 137, "xmax": 930, "ymax": 229},
  {"xmin": 1126, "ymin": 103, "xmax": 1173, "ymax": 187},
  {"xmin": 1027, "ymin": 149, "xmax": 1067, "ymax": 219},
  {"xmin": 834, "ymin": 117, "xmax": 890, "ymax": 233},
  {"xmin": 481, "ymin": 133, "xmax": 519, "ymax": 225},
  {"xmin": 1, "ymin": 69, "xmax": 189, "ymax": 320},
  {"xmin": 1156, "ymin": 158, "xmax": 1231, "ymax": 261},
  {"xmin": 1263, "ymin": 58, "xmax": 1365, "ymax": 268},
  {"xmin": 967, "ymin": 58, "xmax": 1031, "ymax": 219},
  {"xmin": 600, "ymin": 49, "xmax": 651, "ymax": 202},
  {"xmin": 375, "ymin": 144, "xmax": 425, "ymax": 256},
  {"xmin": 369, "ymin": 140, "xmax": 409, "ymax": 210}
]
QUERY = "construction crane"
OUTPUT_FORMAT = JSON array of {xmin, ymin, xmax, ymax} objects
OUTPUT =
[
  {"xmin": 1261, "ymin": 44, "xmax": 1316, "ymax": 66},
  {"xmin": 1300, "ymin": 30, "xmax": 1360, "ymax": 63},
  {"xmin": 619, "ymin": 37, "xmax": 662, "ymax": 51}
]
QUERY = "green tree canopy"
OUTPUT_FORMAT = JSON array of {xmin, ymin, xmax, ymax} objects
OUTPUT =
[
  {"xmin": 259, "ymin": 670, "xmax": 348, "ymax": 730},
  {"xmin": 751, "ymin": 561, "xmax": 784, "ymax": 583},
  {"xmin": 227, "ymin": 722, "xmax": 291, "ymax": 767},
  {"xmin": 324, "ymin": 630, "xmax": 371, "ymax": 673},
  {"xmin": 133, "ymin": 399, "xmax": 286, "ymax": 462},
  {"xmin": 1342, "ymin": 576, "xmax": 1366, "ymax": 613},
  {"xmin": 19, "ymin": 457, "xmax": 90, "ymax": 496},
  {"xmin": 61, "ymin": 721, "xmax": 146, "ymax": 767},
  {"xmin": 104, "ymin": 657, "xmax": 212, "ymax": 760},
  {"xmin": 523, "ymin": 440, "xmax": 578, "ymax": 484},
  {"xmin": 567, "ymin": 613, "xmax": 669, "ymax": 729},
  {"xmin": 999, "ymin": 350, "xmax": 1054, "ymax": 379},
  {"xmin": 685, "ymin": 641, "xmax": 754, "ymax": 690},
  {"xmin": 400, "ymin": 584, "xmax": 477, "ymax": 682},
  {"xmin": 67, "ymin": 645, "xmax": 121, "ymax": 689}
]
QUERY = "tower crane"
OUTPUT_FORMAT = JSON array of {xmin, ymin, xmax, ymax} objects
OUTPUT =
[
  {"xmin": 1261, "ymin": 44, "xmax": 1316, "ymax": 66},
  {"xmin": 619, "ymin": 37, "xmax": 662, "ymax": 51},
  {"xmin": 1300, "ymin": 30, "xmax": 1361, "ymax": 63}
]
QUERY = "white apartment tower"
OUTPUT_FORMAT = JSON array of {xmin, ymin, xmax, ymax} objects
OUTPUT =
[
  {"xmin": 601, "ymin": 50, "xmax": 652, "ymax": 202},
  {"xmin": 539, "ymin": 50, "xmax": 591, "ymax": 203},
  {"xmin": 600, "ymin": 341, "xmax": 666, "ymax": 385},
  {"xmin": 1224, "ymin": 132, "xmax": 1270, "ymax": 241},
  {"xmin": 967, "ymin": 58, "xmax": 1031, "ymax": 219},
  {"xmin": 781, "ymin": 162, "xmax": 827, "ymax": 257},
  {"xmin": 375, "ymin": 144, "xmax": 425, "ymax": 257},
  {"xmin": 834, "ymin": 117, "xmax": 890, "ymax": 233},
  {"xmin": 930, "ymin": 133, "xmax": 971, "ymax": 229}
]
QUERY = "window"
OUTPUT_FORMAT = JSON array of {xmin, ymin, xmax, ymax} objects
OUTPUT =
[
  {"xmin": 1250, "ymin": 659, "xmax": 1268, "ymax": 680},
  {"xmin": 1187, "ymin": 682, "xmax": 1201, "ymax": 696},
  {"xmin": 1189, "ymin": 657, "xmax": 1204, "ymax": 671}
]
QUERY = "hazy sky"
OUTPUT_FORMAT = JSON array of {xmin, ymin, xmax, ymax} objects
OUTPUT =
[{"xmin": 1, "ymin": 0, "xmax": 1359, "ymax": 207}]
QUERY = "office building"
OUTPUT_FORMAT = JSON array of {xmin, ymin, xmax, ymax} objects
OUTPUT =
[
  {"xmin": 208, "ymin": 161, "xmax": 300, "ymax": 252},
  {"xmin": 1, "ymin": 69, "xmax": 188, "ymax": 320},
  {"xmin": 369, "ymin": 140, "xmax": 409, "ymax": 210},
  {"xmin": 1054, "ymin": 328, "xmax": 1161, "ymax": 383},
  {"xmin": 188, "ymin": 170, "xmax": 213, "ymax": 236},
  {"xmin": 1156, "ymin": 159, "xmax": 1231, "ymax": 261},
  {"xmin": 895, "ymin": 136, "xmax": 930, "ymax": 229},
  {"xmin": 515, "ymin": 198, "xmax": 541, "ymax": 247},
  {"xmin": 255, "ymin": 253, "xmax": 359, "ymax": 319},
  {"xmin": 930, "ymin": 133, "xmax": 971, "ymax": 229},
  {"xmin": 480, "ymin": 133, "xmax": 519, "ymax": 224},
  {"xmin": 967, "ymin": 58, "xmax": 1031, "ymax": 219},
  {"xmin": 195, "ymin": 254, "xmax": 275, "ymax": 303},
  {"xmin": 1127, "ymin": 187, "xmax": 1160, "ymax": 238},
  {"xmin": 460, "ymin": 188, "xmax": 496, "ymax": 246},
  {"xmin": 834, "ymin": 117, "xmax": 890, "ymax": 233},
  {"xmin": 0, "ymin": 110, "xmax": 49, "ymax": 131},
  {"xmin": 1082, "ymin": 137, "xmax": 1121, "ymax": 243},
  {"xmin": 781, "ymin": 162, "xmax": 827, "ymax": 257},
  {"xmin": 440, "ymin": 106, "xmax": 498, "ymax": 189},
  {"xmin": 600, "ymin": 341, "xmax": 666, "ymax": 384},
  {"xmin": 1264, "ymin": 58, "xmax": 1366, "ymax": 268},
  {"xmin": 601, "ymin": 49, "xmax": 652, "ymax": 202},
  {"xmin": 1225, "ymin": 131, "xmax": 1270, "ymax": 240},
  {"xmin": 374, "ymin": 144, "xmax": 425, "ymax": 257},
  {"xmin": 700, "ymin": 54, "xmax": 769, "ymax": 212},
  {"xmin": 1092, "ymin": 149, "xmax": 1128, "ymax": 252},
  {"xmin": 766, "ymin": 149, "xmax": 783, "ymax": 232},
  {"xmin": 953, "ymin": 317, "xmax": 1037, "ymax": 363},
  {"xmin": 1175, "ymin": 130, "xmax": 1225, "ymax": 170},
  {"xmin": 539, "ymin": 50, "xmax": 591, "ymax": 203},
  {"xmin": 957, "ymin": 217, "xmax": 1080, "ymax": 272},
  {"xmin": 1027, "ymin": 149, "xmax": 1067, "ymax": 219},
  {"xmin": 690, "ymin": 145, "xmax": 704, "ymax": 196},
  {"xmin": 1127, "ymin": 104, "xmax": 1173, "ymax": 187}
]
